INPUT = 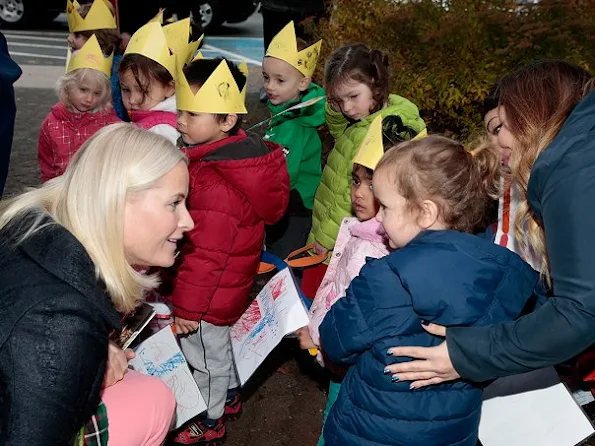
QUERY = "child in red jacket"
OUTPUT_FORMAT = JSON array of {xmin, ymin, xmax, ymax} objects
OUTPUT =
[
  {"xmin": 167, "ymin": 57, "xmax": 289, "ymax": 445},
  {"xmin": 38, "ymin": 35, "xmax": 120, "ymax": 182}
]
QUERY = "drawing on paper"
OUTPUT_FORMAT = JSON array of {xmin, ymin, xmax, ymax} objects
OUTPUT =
[
  {"xmin": 231, "ymin": 268, "xmax": 310, "ymax": 385},
  {"xmin": 130, "ymin": 326, "xmax": 207, "ymax": 429}
]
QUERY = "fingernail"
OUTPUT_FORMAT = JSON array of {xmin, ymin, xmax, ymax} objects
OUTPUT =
[
  {"xmin": 409, "ymin": 383, "xmax": 416, "ymax": 390},
  {"xmin": 386, "ymin": 349, "xmax": 393, "ymax": 356},
  {"xmin": 391, "ymin": 376, "xmax": 400, "ymax": 383},
  {"xmin": 421, "ymin": 319, "xmax": 430, "ymax": 326},
  {"xmin": 383, "ymin": 368, "xmax": 391, "ymax": 375}
]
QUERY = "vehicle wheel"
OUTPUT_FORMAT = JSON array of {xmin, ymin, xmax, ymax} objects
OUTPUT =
[
  {"xmin": 0, "ymin": 0, "xmax": 59, "ymax": 28},
  {"xmin": 191, "ymin": 0, "xmax": 225, "ymax": 33}
]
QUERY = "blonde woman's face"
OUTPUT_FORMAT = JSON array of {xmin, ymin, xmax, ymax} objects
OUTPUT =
[
  {"xmin": 496, "ymin": 106, "xmax": 517, "ymax": 165},
  {"xmin": 484, "ymin": 106, "xmax": 511, "ymax": 166},
  {"xmin": 124, "ymin": 161, "xmax": 194, "ymax": 267}
]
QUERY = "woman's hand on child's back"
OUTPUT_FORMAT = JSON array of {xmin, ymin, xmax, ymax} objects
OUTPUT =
[
  {"xmin": 296, "ymin": 327, "xmax": 318, "ymax": 350},
  {"xmin": 174, "ymin": 316, "xmax": 200, "ymax": 335},
  {"xmin": 313, "ymin": 241, "xmax": 329, "ymax": 256},
  {"xmin": 103, "ymin": 341, "xmax": 135, "ymax": 389}
]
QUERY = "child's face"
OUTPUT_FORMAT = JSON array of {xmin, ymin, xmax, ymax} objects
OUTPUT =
[
  {"xmin": 351, "ymin": 165, "xmax": 378, "ymax": 221},
  {"xmin": 176, "ymin": 110, "xmax": 230, "ymax": 146},
  {"xmin": 262, "ymin": 56, "xmax": 309, "ymax": 105},
  {"xmin": 484, "ymin": 107, "xmax": 511, "ymax": 166},
  {"xmin": 496, "ymin": 106, "xmax": 517, "ymax": 166},
  {"xmin": 67, "ymin": 32, "xmax": 88, "ymax": 51},
  {"xmin": 331, "ymin": 79, "xmax": 376, "ymax": 121},
  {"xmin": 372, "ymin": 170, "xmax": 423, "ymax": 249},
  {"xmin": 69, "ymin": 78, "xmax": 103, "ymax": 113},
  {"xmin": 120, "ymin": 69, "xmax": 175, "ymax": 111}
]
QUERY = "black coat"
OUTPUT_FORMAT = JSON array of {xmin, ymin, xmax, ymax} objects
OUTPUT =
[
  {"xmin": 449, "ymin": 90, "xmax": 595, "ymax": 381},
  {"xmin": 0, "ymin": 216, "xmax": 121, "ymax": 445}
]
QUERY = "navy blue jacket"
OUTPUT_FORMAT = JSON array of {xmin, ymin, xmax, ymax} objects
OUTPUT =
[
  {"xmin": 449, "ymin": 90, "xmax": 595, "ymax": 382},
  {"xmin": 0, "ymin": 216, "xmax": 121, "ymax": 445},
  {"xmin": 320, "ymin": 230, "xmax": 540, "ymax": 446}
]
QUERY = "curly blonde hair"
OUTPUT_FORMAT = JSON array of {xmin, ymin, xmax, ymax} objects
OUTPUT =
[{"xmin": 57, "ymin": 68, "xmax": 112, "ymax": 111}]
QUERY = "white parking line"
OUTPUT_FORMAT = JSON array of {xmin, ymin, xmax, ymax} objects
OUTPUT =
[
  {"xmin": 3, "ymin": 34, "xmax": 66, "ymax": 43},
  {"xmin": 10, "ymin": 52, "xmax": 67, "ymax": 60},
  {"xmin": 8, "ymin": 42, "xmax": 65, "ymax": 50},
  {"xmin": 202, "ymin": 44, "xmax": 261, "ymax": 66}
]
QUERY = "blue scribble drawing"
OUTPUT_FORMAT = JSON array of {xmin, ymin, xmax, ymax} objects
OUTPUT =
[{"xmin": 141, "ymin": 351, "xmax": 186, "ymax": 378}]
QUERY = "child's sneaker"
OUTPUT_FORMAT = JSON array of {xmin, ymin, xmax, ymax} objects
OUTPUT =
[
  {"xmin": 223, "ymin": 393, "xmax": 242, "ymax": 421},
  {"xmin": 171, "ymin": 418, "xmax": 226, "ymax": 445}
]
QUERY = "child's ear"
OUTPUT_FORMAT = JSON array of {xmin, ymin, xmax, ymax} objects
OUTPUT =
[
  {"xmin": 220, "ymin": 114, "xmax": 238, "ymax": 132},
  {"xmin": 165, "ymin": 81, "xmax": 176, "ymax": 98},
  {"xmin": 417, "ymin": 199, "xmax": 440, "ymax": 229},
  {"xmin": 298, "ymin": 76, "xmax": 312, "ymax": 92}
]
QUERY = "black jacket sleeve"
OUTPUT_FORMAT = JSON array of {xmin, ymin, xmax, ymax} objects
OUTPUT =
[
  {"xmin": 0, "ymin": 292, "xmax": 109, "ymax": 445},
  {"xmin": 448, "ymin": 121, "xmax": 595, "ymax": 382}
]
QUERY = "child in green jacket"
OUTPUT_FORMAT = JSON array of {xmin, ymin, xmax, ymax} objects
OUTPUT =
[
  {"xmin": 262, "ymin": 21, "xmax": 326, "ymax": 258},
  {"xmin": 302, "ymin": 43, "xmax": 426, "ymax": 297}
]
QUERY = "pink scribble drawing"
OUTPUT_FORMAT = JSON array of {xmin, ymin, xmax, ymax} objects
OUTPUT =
[
  {"xmin": 231, "ymin": 301, "xmax": 262, "ymax": 341},
  {"xmin": 269, "ymin": 276, "xmax": 287, "ymax": 300}
]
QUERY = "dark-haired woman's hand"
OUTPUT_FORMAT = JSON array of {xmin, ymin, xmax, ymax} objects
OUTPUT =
[{"xmin": 383, "ymin": 323, "xmax": 460, "ymax": 388}]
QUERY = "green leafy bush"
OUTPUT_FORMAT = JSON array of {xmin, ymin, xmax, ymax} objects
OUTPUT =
[{"xmin": 307, "ymin": 0, "xmax": 595, "ymax": 139}]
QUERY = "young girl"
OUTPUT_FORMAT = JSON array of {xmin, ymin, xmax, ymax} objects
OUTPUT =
[
  {"xmin": 303, "ymin": 43, "xmax": 426, "ymax": 298},
  {"xmin": 38, "ymin": 37, "xmax": 120, "ymax": 182},
  {"xmin": 66, "ymin": 0, "xmax": 127, "ymax": 121},
  {"xmin": 319, "ymin": 136, "xmax": 542, "ymax": 446},
  {"xmin": 296, "ymin": 116, "xmax": 390, "ymax": 446},
  {"xmin": 119, "ymin": 22, "xmax": 179, "ymax": 144}
]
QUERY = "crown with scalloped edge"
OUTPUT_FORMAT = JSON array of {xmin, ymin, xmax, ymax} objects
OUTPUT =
[
  {"xmin": 265, "ymin": 21, "xmax": 322, "ymax": 78},
  {"xmin": 176, "ymin": 58, "xmax": 248, "ymax": 114},
  {"xmin": 353, "ymin": 115, "xmax": 384, "ymax": 170},
  {"xmin": 66, "ymin": 34, "xmax": 113, "ymax": 76},
  {"xmin": 66, "ymin": 0, "xmax": 116, "ymax": 33}
]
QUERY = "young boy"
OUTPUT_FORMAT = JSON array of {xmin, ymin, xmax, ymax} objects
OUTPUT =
[
  {"xmin": 167, "ymin": 57, "xmax": 290, "ymax": 445},
  {"xmin": 262, "ymin": 21, "xmax": 326, "ymax": 259}
]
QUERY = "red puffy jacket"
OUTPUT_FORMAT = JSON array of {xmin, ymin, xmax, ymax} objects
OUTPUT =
[
  {"xmin": 165, "ymin": 131, "xmax": 290, "ymax": 325},
  {"xmin": 37, "ymin": 103, "xmax": 121, "ymax": 182}
]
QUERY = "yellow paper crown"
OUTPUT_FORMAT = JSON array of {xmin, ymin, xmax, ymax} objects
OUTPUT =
[
  {"xmin": 66, "ymin": 34, "xmax": 113, "ymax": 76},
  {"xmin": 162, "ymin": 18, "xmax": 203, "ymax": 67},
  {"xmin": 66, "ymin": 0, "xmax": 116, "ymax": 32},
  {"xmin": 124, "ymin": 19, "xmax": 202, "ymax": 77},
  {"xmin": 265, "ymin": 21, "xmax": 322, "ymax": 78},
  {"xmin": 124, "ymin": 21, "xmax": 176, "ymax": 76},
  {"xmin": 353, "ymin": 116, "xmax": 384, "ymax": 170},
  {"xmin": 176, "ymin": 59, "xmax": 247, "ymax": 114}
]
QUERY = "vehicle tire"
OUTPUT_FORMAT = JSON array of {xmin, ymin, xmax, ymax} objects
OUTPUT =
[
  {"xmin": 191, "ymin": 0, "xmax": 225, "ymax": 33},
  {"xmin": 0, "ymin": 0, "xmax": 59, "ymax": 28}
]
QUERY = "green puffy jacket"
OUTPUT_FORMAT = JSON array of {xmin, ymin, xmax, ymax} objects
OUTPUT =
[
  {"xmin": 264, "ymin": 83, "xmax": 326, "ymax": 210},
  {"xmin": 308, "ymin": 94, "xmax": 426, "ymax": 250}
]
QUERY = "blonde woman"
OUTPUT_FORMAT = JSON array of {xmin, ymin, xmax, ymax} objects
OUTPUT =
[
  {"xmin": 382, "ymin": 60, "xmax": 595, "ymax": 388},
  {"xmin": 0, "ymin": 124, "xmax": 194, "ymax": 445}
]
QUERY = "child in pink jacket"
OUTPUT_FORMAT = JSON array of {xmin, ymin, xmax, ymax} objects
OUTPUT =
[{"xmin": 296, "ymin": 116, "xmax": 392, "ymax": 446}]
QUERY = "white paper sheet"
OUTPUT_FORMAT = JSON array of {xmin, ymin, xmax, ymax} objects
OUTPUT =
[
  {"xmin": 231, "ymin": 268, "xmax": 309, "ymax": 385},
  {"xmin": 479, "ymin": 367, "xmax": 594, "ymax": 446},
  {"xmin": 129, "ymin": 326, "xmax": 207, "ymax": 429}
]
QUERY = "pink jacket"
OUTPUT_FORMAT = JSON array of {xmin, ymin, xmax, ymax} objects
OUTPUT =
[{"xmin": 308, "ymin": 217, "xmax": 389, "ymax": 362}]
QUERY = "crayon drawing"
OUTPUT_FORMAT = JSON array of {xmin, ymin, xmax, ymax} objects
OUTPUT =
[
  {"xmin": 130, "ymin": 326, "xmax": 207, "ymax": 429},
  {"xmin": 231, "ymin": 268, "xmax": 310, "ymax": 385}
]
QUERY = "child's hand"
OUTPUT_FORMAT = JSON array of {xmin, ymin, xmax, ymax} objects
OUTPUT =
[
  {"xmin": 296, "ymin": 327, "xmax": 317, "ymax": 350},
  {"xmin": 174, "ymin": 316, "xmax": 199, "ymax": 335},
  {"xmin": 313, "ymin": 241, "xmax": 329, "ymax": 256}
]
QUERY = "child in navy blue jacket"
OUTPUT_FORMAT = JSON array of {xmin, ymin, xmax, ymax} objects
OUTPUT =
[{"xmin": 320, "ymin": 135, "xmax": 543, "ymax": 446}]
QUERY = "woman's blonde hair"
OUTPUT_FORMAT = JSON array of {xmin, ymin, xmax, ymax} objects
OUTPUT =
[
  {"xmin": 376, "ymin": 135, "xmax": 501, "ymax": 234},
  {"xmin": 57, "ymin": 68, "xmax": 112, "ymax": 111},
  {"xmin": 0, "ymin": 123, "xmax": 187, "ymax": 313},
  {"xmin": 497, "ymin": 60, "xmax": 594, "ymax": 279}
]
